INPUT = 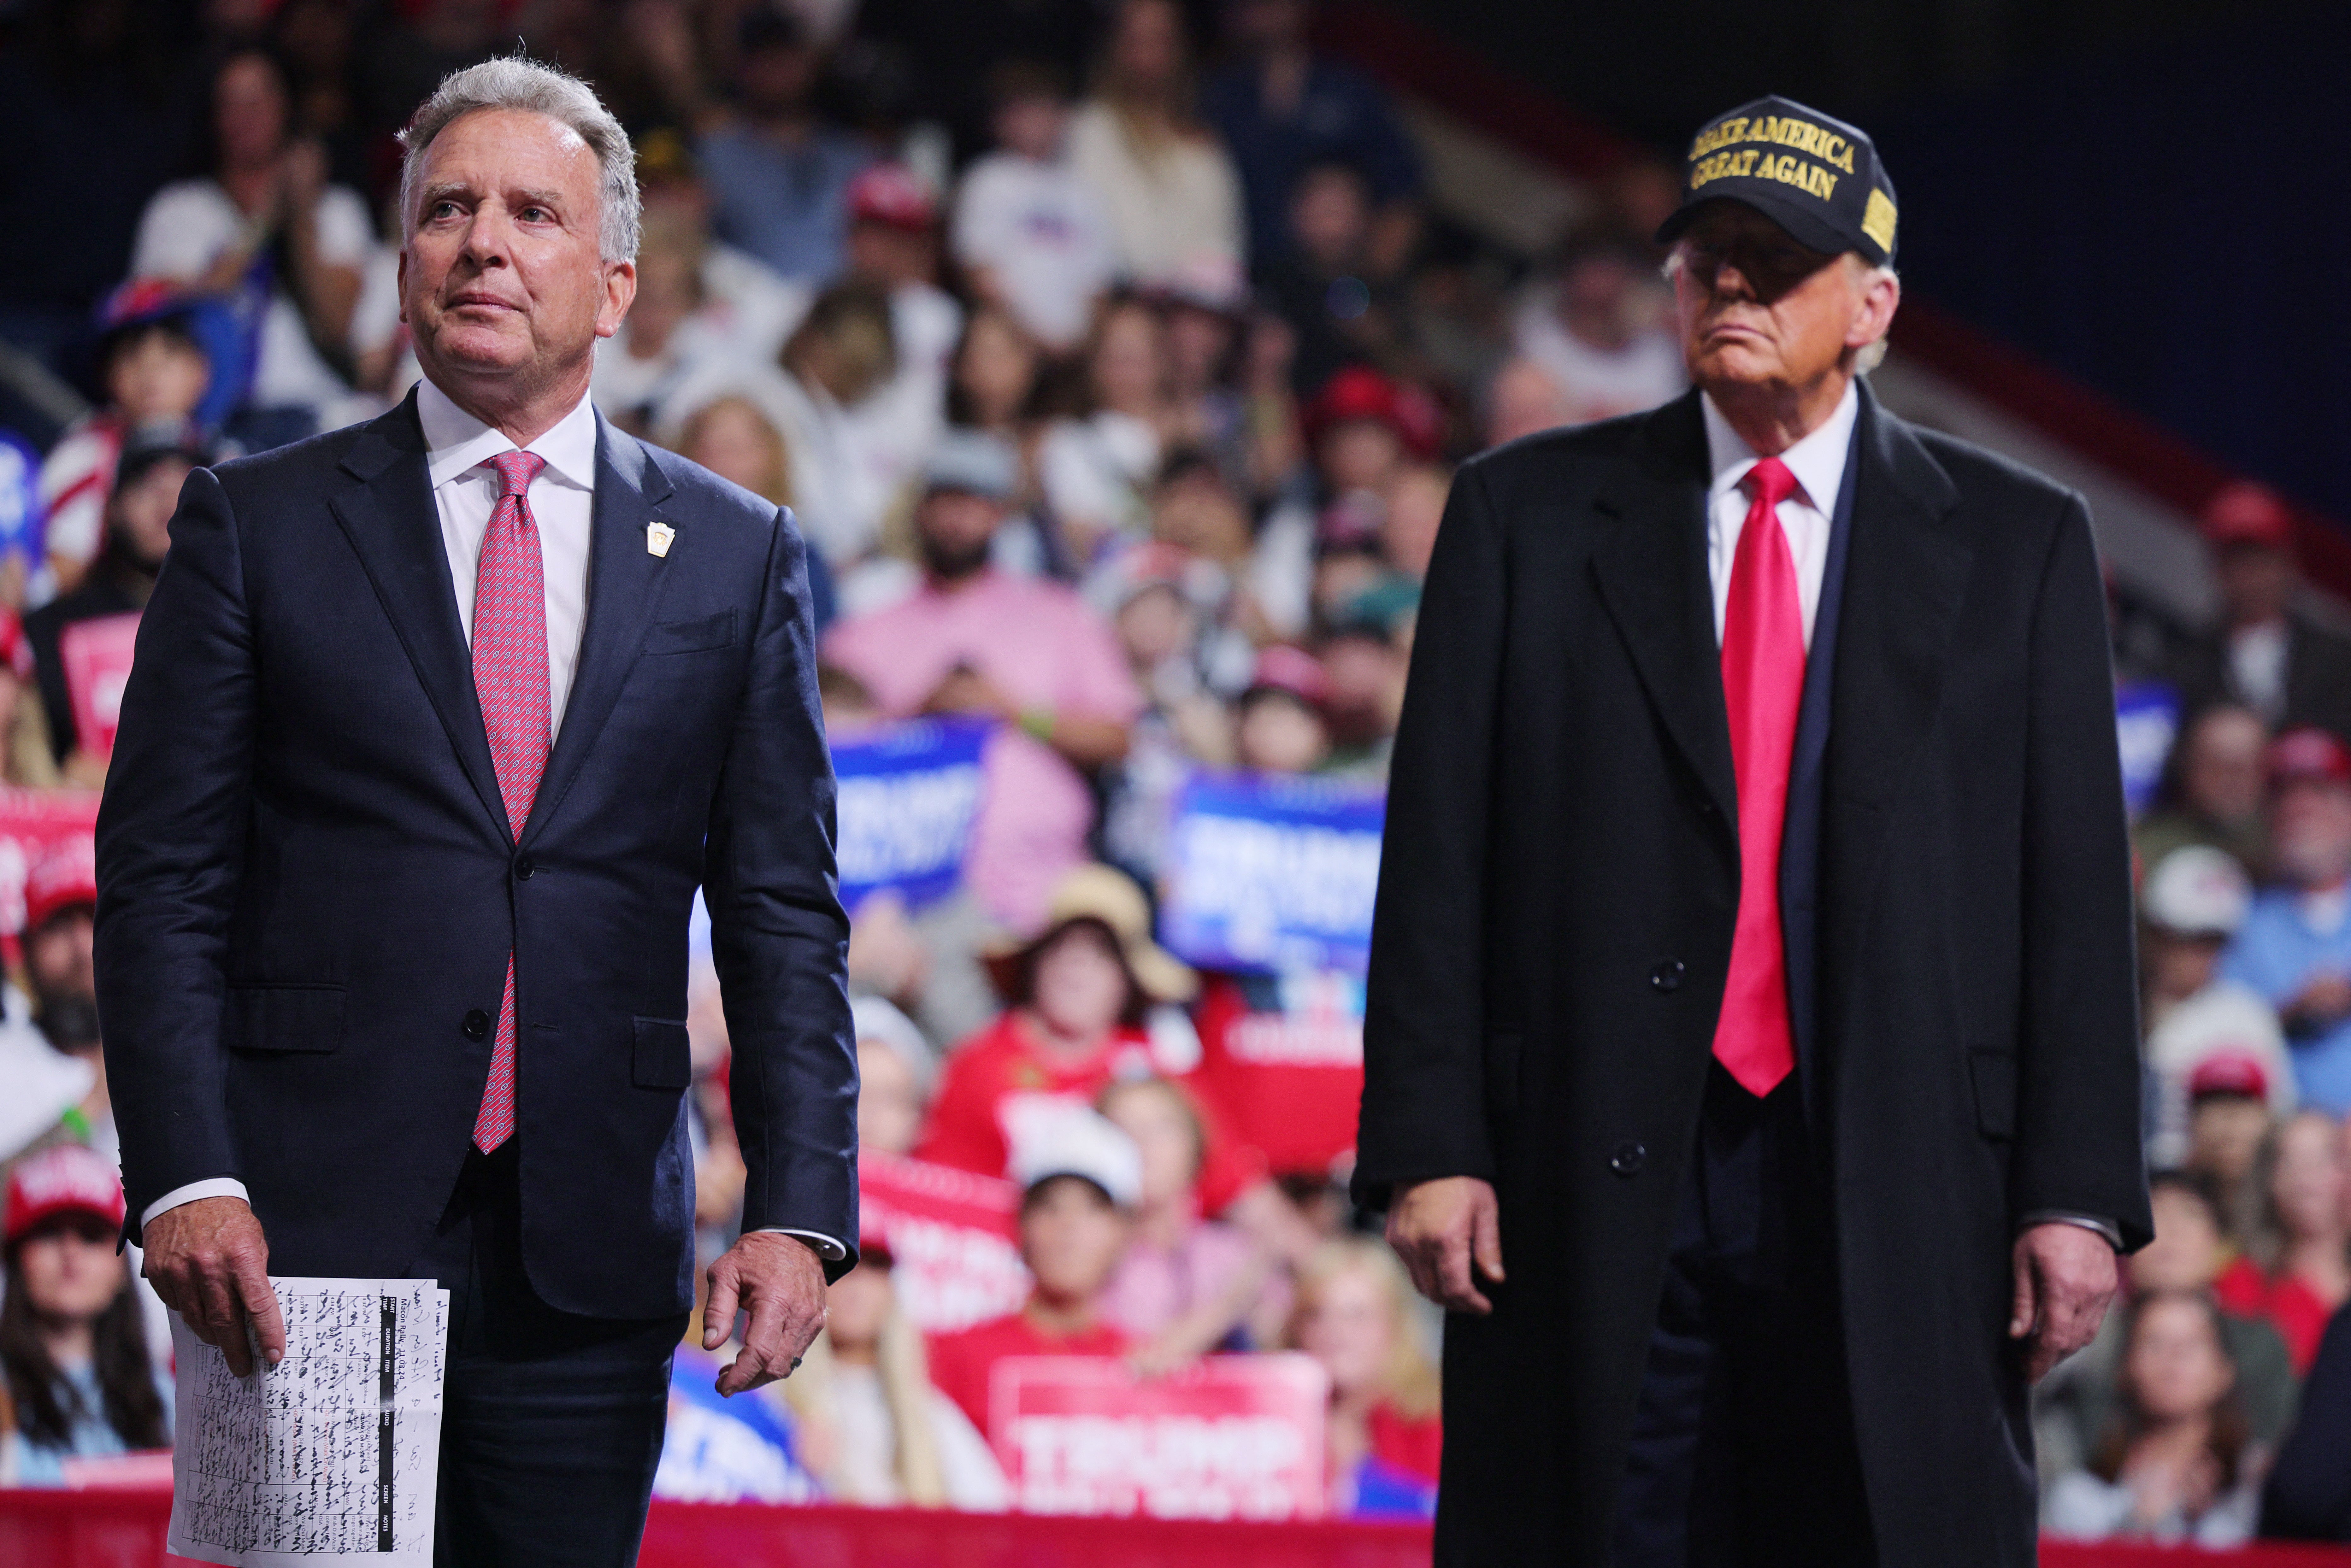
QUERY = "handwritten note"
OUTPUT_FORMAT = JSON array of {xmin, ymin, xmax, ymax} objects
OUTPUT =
[{"xmin": 168, "ymin": 1277, "xmax": 451, "ymax": 1567}]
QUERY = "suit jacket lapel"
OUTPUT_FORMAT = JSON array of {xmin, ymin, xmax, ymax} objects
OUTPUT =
[
  {"xmin": 521, "ymin": 416, "xmax": 676, "ymax": 847},
  {"xmin": 1591, "ymin": 391, "xmax": 1740, "ymax": 841},
  {"xmin": 329, "ymin": 390, "xmax": 512, "ymax": 838},
  {"xmin": 1822, "ymin": 383, "xmax": 1971, "ymax": 972}
]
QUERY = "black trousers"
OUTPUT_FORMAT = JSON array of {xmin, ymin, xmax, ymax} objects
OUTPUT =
[
  {"xmin": 1612, "ymin": 1067, "xmax": 1877, "ymax": 1568},
  {"xmin": 407, "ymin": 1142, "xmax": 690, "ymax": 1568}
]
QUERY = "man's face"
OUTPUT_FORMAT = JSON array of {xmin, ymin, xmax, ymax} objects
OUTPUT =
[
  {"xmin": 915, "ymin": 490, "xmax": 1002, "ymax": 580},
  {"xmin": 2271, "ymin": 777, "xmax": 2351, "ymax": 889},
  {"xmin": 738, "ymin": 42, "xmax": 818, "ymax": 116},
  {"xmin": 2215, "ymin": 542, "xmax": 2296, "ymax": 628},
  {"xmin": 109, "ymin": 331, "xmax": 209, "ymax": 426},
  {"xmin": 215, "ymin": 54, "xmax": 288, "ymax": 168},
  {"xmin": 1672, "ymin": 202, "xmax": 1889, "ymax": 398},
  {"xmin": 1020, "ymin": 1176, "xmax": 1129, "ymax": 1303},
  {"xmin": 2181, "ymin": 707, "xmax": 2268, "ymax": 823},
  {"xmin": 399, "ymin": 109, "xmax": 634, "ymax": 403},
  {"xmin": 110, "ymin": 460, "xmax": 193, "ymax": 569},
  {"xmin": 29, "ymin": 909, "xmax": 95, "ymax": 1001}
]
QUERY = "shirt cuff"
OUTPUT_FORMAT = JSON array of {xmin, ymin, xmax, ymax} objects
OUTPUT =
[
  {"xmin": 141, "ymin": 1178, "xmax": 252, "ymax": 1231},
  {"xmin": 759, "ymin": 1227, "xmax": 848, "ymax": 1262},
  {"xmin": 2018, "ymin": 1210, "xmax": 2124, "ymax": 1250}
]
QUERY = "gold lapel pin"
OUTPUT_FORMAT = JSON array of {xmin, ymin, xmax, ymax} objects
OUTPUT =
[{"xmin": 646, "ymin": 521, "xmax": 675, "ymax": 558}]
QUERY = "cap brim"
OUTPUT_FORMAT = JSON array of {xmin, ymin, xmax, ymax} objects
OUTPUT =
[{"xmin": 1656, "ymin": 190, "xmax": 1872, "ymax": 265}]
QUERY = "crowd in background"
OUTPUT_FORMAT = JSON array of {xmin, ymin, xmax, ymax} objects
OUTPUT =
[{"xmin": 1, "ymin": 0, "xmax": 2350, "ymax": 1547}]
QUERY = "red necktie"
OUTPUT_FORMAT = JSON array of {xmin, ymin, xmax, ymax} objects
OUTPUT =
[
  {"xmin": 1713, "ymin": 456, "xmax": 1804, "ymax": 1098},
  {"xmin": 470, "ymin": 449, "xmax": 551, "ymax": 1153}
]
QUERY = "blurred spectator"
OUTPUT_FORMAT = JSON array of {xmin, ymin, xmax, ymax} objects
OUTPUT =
[
  {"xmin": 1096, "ymin": 546, "xmax": 1244, "ymax": 884},
  {"xmin": 591, "ymin": 212, "xmax": 738, "ymax": 433},
  {"xmin": 2138, "ymin": 846, "xmax": 2292, "ymax": 1168},
  {"xmin": 1509, "ymin": 232, "xmax": 1685, "ymax": 426},
  {"xmin": 1320, "ymin": 600, "xmax": 1412, "ymax": 782},
  {"xmin": 1127, "ymin": 447, "xmax": 1291, "ymax": 654},
  {"xmin": 1235, "ymin": 645, "xmax": 1332, "ymax": 775},
  {"xmin": 2215, "ymin": 1109, "xmax": 2351, "ymax": 1373},
  {"xmin": 130, "ymin": 48, "xmax": 373, "ymax": 444},
  {"xmin": 917, "ymin": 865, "xmax": 1209, "ymax": 1180},
  {"xmin": 927, "ymin": 1108, "xmax": 1142, "ymax": 1432},
  {"xmin": 0, "ymin": 616, "xmax": 60, "ymax": 790},
  {"xmin": 2136, "ymin": 703, "xmax": 2272, "ymax": 883},
  {"xmin": 1380, "ymin": 464, "xmax": 1447, "ymax": 583},
  {"xmin": 698, "ymin": 7, "xmax": 873, "ymax": 285},
  {"xmin": 941, "ymin": 307, "xmax": 1055, "ymax": 574},
  {"xmin": 1482, "ymin": 355, "xmax": 1576, "ymax": 448},
  {"xmin": 653, "ymin": 1344, "xmax": 822, "ymax": 1503},
  {"xmin": 1304, "ymin": 366, "xmax": 1437, "ymax": 513},
  {"xmin": 1203, "ymin": 0, "xmax": 1423, "ymax": 280},
  {"xmin": 2035, "ymin": 1172, "xmax": 2298, "ymax": 1481},
  {"xmin": 801, "ymin": 1249, "xmax": 1008, "ymax": 1507},
  {"xmin": 38, "ymin": 285, "xmax": 212, "ymax": 598},
  {"xmin": 2169, "ymin": 483, "xmax": 2351, "ymax": 742},
  {"xmin": 2189, "ymin": 1060, "xmax": 2289, "ymax": 1251},
  {"xmin": 1257, "ymin": 161, "xmax": 1412, "ymax": 402},
  {"xmin": 675, "ymin": 395, "xmax": 793, "ymax": 510},
  {"xmin": 823, "ymin": 438, "xmax": 1143, "ymax": 930},
  {"xmin": 840, "ymin": 165, "xmax": 962, "ymax": 530},
  {"xmin": 15, "ymin": 842, "xmax": 107, "ymax": 1154},
  {"xmin": 1284, "ymin": 1236, "xmax": 1441, "ymax": 1520},
  {"xmin": 27, "ymin": 437, "xmax": 200, "ymax": 778},
  {"xmin": 852, "ymin": 995, "xmax": 935, "ymax": 1159},
  {"xmin": 952, "ymin": 62, "xmax": 1119, "ymax": 355},
  {"xmin": 1067, "ymin": 0, "xmax": 1246, "ymax": 287},
  {"xmin": 1156, "ymin": 263, "xmax": 1265, "ymax": 498},
  {"xmin": 2262, "ymin": 1303, "xmax": 2351, "ymax": 1542},
  {"xmin": 1040, "ymin": 294, "xmax": 1176, "ymax": 562},
  {"xmin": 0, "ymin": 1144, "xmax": 170, "ymax": 1486},
  {"xmin": 1098, "ymin": 1076, "xmax": 1274, "ymax": 1368},
  {"xmin": 2221, "ymin": 728, "xmax": 2351, "ymax": 1113},
  {"xmin": 635, "ymin": 129, "xmax": 814, "ymax": 366},
  {"xmin": 2043, "ymin": 1291, "xmax": 2262, "ymax": 1547}
]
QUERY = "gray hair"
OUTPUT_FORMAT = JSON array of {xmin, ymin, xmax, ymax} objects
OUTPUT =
[{"xmin": 396, "ymin": 57, "xmax": 641, "ymax": 263}]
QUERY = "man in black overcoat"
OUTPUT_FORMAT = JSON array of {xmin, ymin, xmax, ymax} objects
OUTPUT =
[{"xmin": 1356, "ymin": 97, "xmax": 2152, "ymax": 1567}]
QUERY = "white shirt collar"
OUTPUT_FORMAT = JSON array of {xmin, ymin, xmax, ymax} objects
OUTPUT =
[
  {"xmin": 416, "ymin": 376, "xmax": 600, "ymax": 494},
  {"xmin": 1700, "ymin": 379, "xmax": 1861, "ymax": 518}
]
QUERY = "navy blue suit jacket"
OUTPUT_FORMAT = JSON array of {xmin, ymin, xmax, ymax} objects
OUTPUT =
[{"xmin": 93, "ymin": 389, "xmax": 858, "ymax": 1319}]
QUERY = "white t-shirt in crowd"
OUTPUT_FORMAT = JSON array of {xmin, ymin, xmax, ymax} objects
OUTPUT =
[
  {"xmin": 1511, "ymin": 286, "xmax": 1687, "ymax": 428},
  {"xmin": 825, "ymin": 1362, "xmax": 1009, "ymax": 1511},
  {"xmin": 1039, "ymin": 408, "xmax": 1160, "ymax": 547},
  {"xmin": 130, "ymin": 178, "xmax": 375, "ymax": 416},
  {"xmin": 951, "ymin": 151, "xmax": 1119, "ymax": 350},
  {"xmin": 1065, "ymin": 103, "xmax": 1245, "ymax": 285}
]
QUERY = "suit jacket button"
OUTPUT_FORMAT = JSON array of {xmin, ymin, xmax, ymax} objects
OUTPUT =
[
  {"xmin": 1610, "ymin": 1142, "xmax": 1646, "ymax": 1177},
  {"xmin": 462, "ymin": 1009, "xmax": 491, "ymax": 1041},
  {"xmin": 515, "ymin": 855, "xmax": 536, "ymax": 880},
  {"xmin": 1649, "ymin": 959, "xmax": 1686, "ymax": 993}
]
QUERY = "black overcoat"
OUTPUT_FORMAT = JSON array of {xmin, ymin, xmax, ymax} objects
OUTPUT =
[{"xmin": 1355, "ymin": 384, "xmax": 2153, "ymax": 1566}]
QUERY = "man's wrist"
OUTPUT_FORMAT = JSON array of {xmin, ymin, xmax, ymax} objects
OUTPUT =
[
  {"xmin": 755, "ymin": 1226, "xmax": 847, "ymax": 1262},
  {"xmin": 141, "ymin": 1178, "xmax": 252, "ymax": 1231},
  {"xmin": 2018, "ymin": 1210, "xmax": 2124, "ymax": 1250}
]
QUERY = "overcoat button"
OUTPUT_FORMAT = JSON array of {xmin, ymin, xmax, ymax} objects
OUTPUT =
[
  {"xmin": 1609, "ymin": 1142, "xmax": 1646, "ymax": 1177},
  {"xmin": 462, "ymin": 1010, "xmax": 492, "ymax": 1040},
  {"xmin": 515, "ymin": 855, "xmax": 537, "ymax": 879},
  {"xmin": 1649, "ymin": 960, "xmax": 1686, "ymax": 993}
]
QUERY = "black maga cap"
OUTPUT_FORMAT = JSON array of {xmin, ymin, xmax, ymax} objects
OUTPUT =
[{"xmin": 1656, "ymin": 96, "xmax": 1899, "ymax": 266}]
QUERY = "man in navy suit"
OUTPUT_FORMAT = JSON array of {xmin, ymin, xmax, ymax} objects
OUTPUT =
[{"xmin": 93, "ymin": 59, "xmax": 856, "ymax": 1565}]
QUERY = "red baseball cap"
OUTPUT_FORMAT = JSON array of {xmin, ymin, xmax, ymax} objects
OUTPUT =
[
  {"xmin": 2201, "ymin": 481, "xmax": 2295, "ymax": 553},
  {"xmin": 1303, "ymin": 367, "xmax": 1441, "ymax": 461},
  {"xmin": 1245, "ymin": 644, "xmax": 1332, "ymax": 709},
  {"xmin": 847, "ymin": 164, "xmax": 936, "ymax": 231},
  {"xmin": 23, "ymin": 835, "xmax": 97, "ymax": 936},
  {"xmin": 2269, "ymin": 726, "xmax": 2351, "ymax": 791},
  {"xmin": 4, "ymin": 1142, "xmax": 126, "ymax": 1246},
  {"xmin": 2186, "ymin": 1048, "xmax": 2271, "ymax": 1103}
]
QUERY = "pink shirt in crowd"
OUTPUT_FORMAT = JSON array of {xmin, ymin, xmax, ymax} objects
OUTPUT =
[{"xmin": 822, "ymin": 570, "xmax": 1143, "ymax": 931}]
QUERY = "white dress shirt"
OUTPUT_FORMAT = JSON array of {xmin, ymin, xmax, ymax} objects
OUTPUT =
[
  {"xmin": 1700, "ymin": 381, "xmax": 1857, "ymax": 651},
  {"xmin": 144, "ymin": 378, "xmax": 844, "ymax": 1261}
]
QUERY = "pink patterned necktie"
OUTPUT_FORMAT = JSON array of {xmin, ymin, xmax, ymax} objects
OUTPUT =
[
  {"xmin": 1712, "ymin": 455, "xmax": 1805, "ymax": 1098},
  {"xmin": 470, "ymin": 448, "xmax": 550, "ymax": 1153}
]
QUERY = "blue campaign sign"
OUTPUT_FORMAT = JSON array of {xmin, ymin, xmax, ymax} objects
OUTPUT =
[
  {"xmin": 0, "ymin": 431, "xmax": 45, "ymax": 565},
  {"xmin": 2115, "ymin": 679, "xmax": 2181, "ymax": 820},
  {"xmin": 831, "ymin": 718, "xmax": 992, "ymax": 910},
  {"xmin": 1160, "ymin": 771, "xmax": 1386, "ymax": 977}
]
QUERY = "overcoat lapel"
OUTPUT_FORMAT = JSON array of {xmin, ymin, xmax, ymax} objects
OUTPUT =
[
  {"xmin": 1591, "ymin": 391, "xmax": 1739, "ymax": 845},
  {"xmin": 521, "ymin": 418, "xmax": 676, "ymax": 847},
  {"xmin": 329, "ymin": 390, "xmax": 511, "ymax": 840},
  {"xmin": 1821, "ymin": 389, "xmax": 1970, "ymax": 978}
]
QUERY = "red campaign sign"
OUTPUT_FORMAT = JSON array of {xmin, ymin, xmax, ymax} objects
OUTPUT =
[
  {"xmin": 0, "ymin": 788, "xmax": 100, "ymax": 936},
  {"xmin": 1192, "ymin": 974, "xmax": 1365, "ymax": 1179},
  {"xmin": 57, "ymin": 611, "xmax": 139, "ymax": 760},
  {"xmin": 857, "ymin": 1151, "xmax": 1030, "ymax": 1334},
  {"xmin": 989, "ymin": 1354, "xmax": 1329, "ymax": 1522}
]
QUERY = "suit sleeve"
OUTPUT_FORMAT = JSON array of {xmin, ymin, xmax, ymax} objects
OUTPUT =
[
  {"xmin": 1353, "ymin": 460, "xmax": 1506, "ymax": 1207},
  {"xmin": 92, "ymin": 465, "xmax": 259, "ymax": 1240},
  {"xmin": 2012, "ymin": 494, "xmax": 2153, "ymax": 1249},
  {"xmin": 704, "ymin": 504, "xmax": 859, "ymax": 1277}
]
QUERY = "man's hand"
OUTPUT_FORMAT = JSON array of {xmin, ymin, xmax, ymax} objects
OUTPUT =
[
  {"xmin": 2010, "ymin": 1221, "xmax": 2119, "ymax": 1382},
  {"xmin": 141, "ymin": 1196, "xmax": 286, "ymax": 1378},
  {"xmin": 702, "ymin": 1231, "xmax": 828, "ymax": 1396},
  {"xmin": 1386, "ymin": 1176, "xmax": 1505, "ymax": 1315}
]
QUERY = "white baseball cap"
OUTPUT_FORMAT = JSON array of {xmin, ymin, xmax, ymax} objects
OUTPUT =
[
  {"xmin": 2142, "ymin": 845, "xmax": 2252, "ymax": 937},
  {"xmin": 1008, "ymin": 1105, "xmax": 1142, "ymax": 1208}
]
